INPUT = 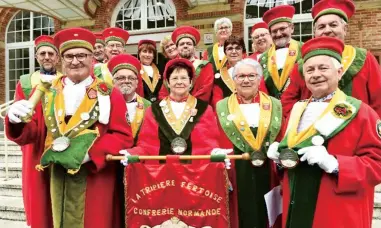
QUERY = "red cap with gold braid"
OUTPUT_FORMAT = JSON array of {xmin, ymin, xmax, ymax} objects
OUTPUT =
[
  {"xmin": 94, "ymin": 32, "xmax": 106, "ymax": 46},
  {"xmin": 107, "ymin": 54, "xmax": 141, "ymax": 76},
  {"xmin": 54, "ymin": 28, "xmax": 96, "ymax": 54},
  {"xmin": 102, "ymin": 27, "xmax": 130, "ymax": 45},
  {"xmin": 171, "ymin": 26, "xmax": 200, "ymax": 46},
  {"xmin": 35, "ymin": 35, "xmax": 58, "ymax": 53},
  {"xmin": 251, "ymin": 22, "xmax": 269, "ymax": 34},
  {"xmin": 301, "ymin": 36, "xmax": 344, "ymax": 62},
  {"xmin": 163, "ymin": 58, "xmax": 195, "ymax": 81},
  {"xmin": 263, "ymin": 5, "xmax": 295, "ymax": 28},
  {"xmin": 312, "ymin": 0, "xmax": 355, "ymax": 23},
  {"xmin": 138, "ymin": 39, "xmax": 157, "ymax": 49}
]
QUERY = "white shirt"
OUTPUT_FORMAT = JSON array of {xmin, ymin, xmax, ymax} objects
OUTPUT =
[
  {"xmin": 297, "ymin": 102, "xmax": 329, "ymax": 132},
  {"xmin": 218, "ymin": 46, "xmax": 225, "ymax": 61},
  {"xmin": 126, "ymin": 93, "xmax": 138, "ymax": 122},
  {"xmin": 275, "ymin": 48, "xmax": 289, "ymax": 70},
  {"xmin": 63, "ymin": 76, "xmax": 93, "ymax": 115},
  {"xmin": 170, "ymin": 101, "xmax": 186, "ymax": 119},
  {"xmin": 143, "ymin": 65, "xmax": 154, "ymax": 78},
  {"xmin": 240, "ymin": 103, "xmax": 260, "ymax": 128}
]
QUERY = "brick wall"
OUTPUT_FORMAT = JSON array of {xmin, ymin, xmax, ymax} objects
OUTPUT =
[
  {"xmin": 1, "ymin": 0, "xmax": 380, "ymax": 103},
  {"xmin": 346, "ymin": 8, "xmax": 381, "ymax": 51}
]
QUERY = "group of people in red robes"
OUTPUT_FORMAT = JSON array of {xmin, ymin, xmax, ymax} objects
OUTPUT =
[{"xmin": 4, "ymin": 0, "xmax": 381, "ymax": 228}]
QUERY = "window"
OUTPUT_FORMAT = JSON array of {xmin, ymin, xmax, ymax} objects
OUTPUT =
[
  {"xmin": 245, "ymin": 0, "xmax": 318, "ymax": 54},
  {"xmin": 6, "ymin": 11, "xmax": 55, "ymax": 101},
  {"xmin": 113, "ymin": 0, "xmax": 176, "ymax": 33}
]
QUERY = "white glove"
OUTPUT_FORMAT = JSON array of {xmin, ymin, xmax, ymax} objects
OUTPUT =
[
  {"xmin": 119, "ymin": 149, "xmax": 131, "ymax": 167},
  {"xmin": 298, "ymin": 146, "xmax": 338, "ymax": 173},
  {"xmin": 267, "ymin": 142, "xmax": 280, "ymax": 164},
  {"xmin": 211, "ymin": 148, "xmax": 233, "ymax": 169},
  {"xmin": 8, "ymin": 100, "xmax": 33, "ymax": 124},
  {"xmin": 81, "ymin": 153, "xmax": 91, "ymax": 164}
]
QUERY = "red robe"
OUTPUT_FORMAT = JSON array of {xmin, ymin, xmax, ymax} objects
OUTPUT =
[
  {"xmin": 249, "ymin": 51, "xmax": 262, "ymax": 62},
  {"xmin": 128, "ymin": 104, "xmax": 220, "ymax": 164},
  {"xmin": 158, "ymin": 61, "xmax": 214, "ymax": 102},
  {"xmin": 6, "ymin": 86, "xmax": 133, "ymax": 228},
  {"xmin": 281, "ymin": 51, "xmax": 381, "ymax": 118},
  {"xmin": 11, "ymin": 82, "xmax": 52, "ymax": 228},
  {"xmin": 282, "ymin": 102, "xmax": 381, "ymax": 228}
]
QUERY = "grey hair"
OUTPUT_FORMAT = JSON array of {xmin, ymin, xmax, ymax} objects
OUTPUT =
[
  {"xmin": 232, "ymin": 58, "xmax": 263, "ymax": 79},
  {"xmin": 214, "ymin": 18, "xmax": 233, "ymax": 33},
  {"xmin": 330, "ymin": 57, "xmax": 343, "ymax": 70}
]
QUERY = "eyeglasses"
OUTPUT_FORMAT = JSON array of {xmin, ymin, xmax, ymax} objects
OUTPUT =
[
  {"xmin": 226, "ymin": 46, "xmax": 243, "ymax": 52},
  {"xmin": 252, "ymin": 33, "xmax": 269, "ymax": 40},
  {"xmin": 62, "ymin": 53, "xmax": 92, "ymax": 62},
  {"xmin": 270, "ymin": 25, "xmax": 290, "ymax": 35},
  {"xmin": 114, "ymin": 76, "xmax": 137, "ymax": 82},
  {"xmin": 107, "ymin": 43, "xmax": 124, "ymax": 49},
  {"xmin": 218, "ymin": 26, "xmax": 230, "ymax": 31},
  {"xmin": 235, "ymin": 74, "xmax": 259, "ymax": 82},
  {"xmin": 169, "ymin": 76, "xmax": 190, "ymax": 82},
  {"xmin": 37, "ymin": 51, "xmax": 56, "ymax": 58}
]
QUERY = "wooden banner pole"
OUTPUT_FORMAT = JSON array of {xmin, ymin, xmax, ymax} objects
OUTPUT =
[{"xmin": 106, "ymin": 153, "xmax": 251, "ymax": 161}]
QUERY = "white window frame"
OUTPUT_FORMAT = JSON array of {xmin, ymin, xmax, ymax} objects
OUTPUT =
[
  {"xmin": 244, "ymin": 1, "xmax": 313, "ymax": 52},
  {"xmin": 5, "ymin": 11, "xmax": 54, "ymax": 101},
  {"xmin": 111, "ymin": 0, "xmax": 177, "ymax": 36}
]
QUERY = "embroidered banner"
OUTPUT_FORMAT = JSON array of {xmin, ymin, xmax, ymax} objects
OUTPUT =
[{"xmin": 125, "ymin": 162, "xmax": 229, "ymax": 227}]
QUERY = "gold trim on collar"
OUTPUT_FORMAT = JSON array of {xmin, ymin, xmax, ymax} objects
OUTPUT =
[
  {"xmin": 161, "ymin": 95, "xmax": 197, "ymax": 135},
  {"xmin": 131, "ymin": 95, "xmax": 146, "ymax": 138},
  {"xmin": 213, "ymin": 43, "xmax": 227, "ymax": 70},
  {"xmin": 227, "ymin": 92, "xmax": 272, "ymax": 151},
  {"xmin": 267, "ymin": 39, "xmax": 299, "ymax": 91},
  {"xmin": 220, "ymin": 66, "xmax": 235, "ymax": 93},
  {"xmin": 140, "ymin": 64, "xmax": 160, "ymax": 92}
]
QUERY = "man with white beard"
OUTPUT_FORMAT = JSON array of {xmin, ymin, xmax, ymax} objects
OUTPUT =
[
  {"xmin": 108, "ymin": 54, "xmax": 150, "ymax": 227},
  {"xmin": 259, "ymin": 5, "xmax": 303, "ymax": 99}
]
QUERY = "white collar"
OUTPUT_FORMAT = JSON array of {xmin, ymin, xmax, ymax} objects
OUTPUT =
[{"xmin": 64, "ymin": 76, "xmax": 93, "ymax": 87}]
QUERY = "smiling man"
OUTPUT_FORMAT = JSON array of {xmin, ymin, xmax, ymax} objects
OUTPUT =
[
  {"xmin": 281, "ymin": 0, "xmax": 381, "ymax": 118},
  {"xmin": 93, "ymin": 32, "xmax": 106, "ymax": 64},
  {"xmin": 93, "ymin": 27, "xmax": 133, "ymax": 88},
  {"xmin": 249, "ymin": 22, "xmax": 273, "ymax": 62},
  {"xmin": 159, "ymin": 26, "xmax": 214, "ymax": 102},
  {"xmin": 9, "ymin": 35, "xmax": 61, "ymax": 228},
  {"xmin": 260, "ymin": 5, "xmax": 303, "ymax": 99},
  {"xmin": 5, "ymin": 27, "xmax": 133, "ymax": 228},
  {"xmin": 267, "ymin": 36, "xmax": 381, "ymax": 228}
]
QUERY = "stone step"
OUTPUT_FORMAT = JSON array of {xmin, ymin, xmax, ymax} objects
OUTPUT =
[
  {"xmin": 0, "ymin": 142, "xmax": 21, "ymax": 153},
  {"xmin": 0, "ymin": 219, "xmax": 29, "ymax": 228},
  {"xmin": 374, "ymin": 192, "xmax": 381, "ymax": 220},
  {"xmin": 0, "ymin": 178, "xmax": 22, "ymax": 197},
  {"xmin": 0, "ymin": 152, "xmax": 22, "ymax": 164},
  {"xmin": 376, "ymin": 184, "xmax": 381, "ymax": 193},
  {"xmin": 0, "ymin": 196, "xmax": 25, "ymax": 221},
  {"xmin": 373, "ymin": 219, "xmax": 381, "ymax": 228},
  {"xmin": 0, "ymin": 163, "xmax": 22, "ymax": 179}
]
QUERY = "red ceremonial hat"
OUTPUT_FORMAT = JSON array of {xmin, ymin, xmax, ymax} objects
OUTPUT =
[
  {"xmin": 163, "ymin": 58, "xmax": 195, "ymax": 81},
  {"xmin": 171, "ymin": 26, "xmax": 200, "ymax": 46},
  {"xmin": 35, "ymin": 35, "xmax": 58, "ymax": 53},
  {"xmin": 251, "ymin": 22, "xmax": 269, "ymax": 34},
  {"xmin": 138, "ymin": 39, "xmax": 157, "ymax": 49},
  {"xmin": 54, "ymin": 28, "xmax": 96, "ymax": 54},
  {"xmin": 102, "ymin": 27, "xmax": 130, "ymax": 45},
  {"xmin": 312, "ymin": 0, "xmax": 355, "ymax": 23},
  {"xmin": 107, "ymin": 54, "xmax": 141, "ymax": 76},
  {"xmin": 94, "ymin": 32, "xmax": 106, "ymax": 46},
  {"xmin": 301, "ymin": 36, "xmax": 344, "ymax": 62},
  {"xmin": 263, "ymin": 5, "xmax": 295, "ymax": 28}
]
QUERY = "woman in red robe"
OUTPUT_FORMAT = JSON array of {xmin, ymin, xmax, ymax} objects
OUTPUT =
[{"xmin": 123, "ymin": 58, "xmax": 220, "ymax": 163}]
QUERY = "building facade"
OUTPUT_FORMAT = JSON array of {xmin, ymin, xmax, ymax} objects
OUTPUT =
[{"xmin": 0, "ymin": 0, "xmax": 380, "ymax": 103}]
